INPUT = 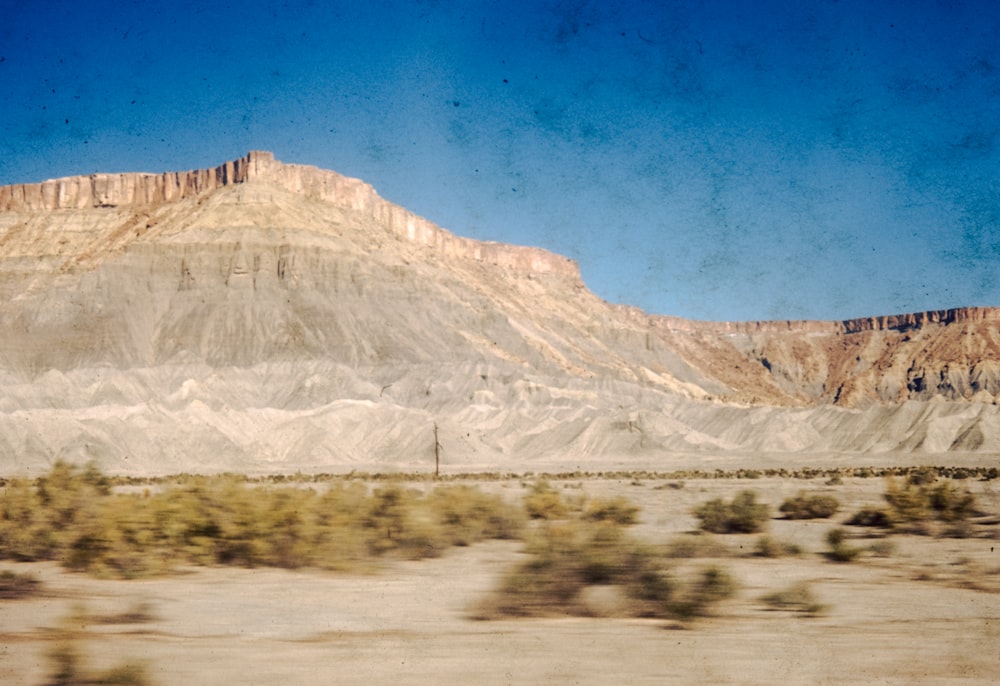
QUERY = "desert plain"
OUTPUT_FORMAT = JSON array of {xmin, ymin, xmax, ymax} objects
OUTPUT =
[{"xmin": 2, "ymin": 466, "xmax": 998, "ymax": 685}]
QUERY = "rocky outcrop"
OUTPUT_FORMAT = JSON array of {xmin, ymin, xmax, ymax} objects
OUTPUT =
[
  {"xmin": 0, "ymin": 152, "xmax": 269, "ymax": 211},
  {"xmin": 619, "ymin": 305, "xmax": 1000, "ymax": 336},
  {"xmin": 839, "ymin": 307, "xmax": 1000, "ymax": 333},
  {"xmin": 630, "ymin": 305, "xmax": 1000, "ymax": 408},
  {"xmin": 0, "ymin": 151, "xmax": 579, "ymax": 279}
]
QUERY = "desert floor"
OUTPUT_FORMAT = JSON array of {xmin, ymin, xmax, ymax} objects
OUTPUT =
[{"xmin": 2, "ymin": 473, "xmax": 998, "ymax": 685}]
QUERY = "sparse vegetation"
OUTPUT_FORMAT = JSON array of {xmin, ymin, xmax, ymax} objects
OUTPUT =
[
  {"xmin": 846, "ymin": 477, "xmax": 979, "ymax": 534},
  {"xmin": 478, "ymin": 519, "xmax": 669, "ymax": 618},
  {"xmin": 693, "ymin": 490, "xmax": 770, "ymax": 533},
  {"xmin": 885, "ymin": 477, "xmax": 977, "ymax": 523},
  {"xmin": 11, "ymin": 464, "xmax": 992, "ymax": 489},
  {"xmin": 44, "ymin": 606, "xmax": 152, "ymax": 685},
  {"xmin": 824, "ymin": 528, "xmax": 861, "ymax": 562},
  {"xmin": 0, "ymin": 462, "xmax": 525, "ymax": 577},
  {"xmin": 0, "ymin": 569, "xmax": 41, "ymax": 599},
  {"xmin": 582, "ymin": 496, "xmax": 640, "ymax": 525},
  {"xmin": 667, "ymin": 565, "xmax": 737, "ymax": 619},
  {"xmin": 779, "ymin": 493, "xmax": 840, "ymax": 519},
  {"xmin": 845, "ymin": 506, "xmax": 894, "ymax": 529},
  {"xmin": 663, "ymin": 534, "xmax": 732, "ymax": 559},
  {"xmin": 868, "ymin": 538, "xmax": 896, "ymax": 557},
  {"xmin": 477, "ymin": 497, "xmax": 736, "ymax": 622},
  {"xmin": 523, "ymin": 480, "xmax": 570, "ymax": 520},
  {"xmin": 761, "ymin": 581, "xmax": 826, "ymax": 615},
  {"xmin": 753, "ymin": 535, "xmax": 801, "ymax": 558}
]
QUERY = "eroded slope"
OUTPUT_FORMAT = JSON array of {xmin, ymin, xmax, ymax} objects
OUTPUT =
[{"xmin": 1, "ymin": 152, "xmax": 997, "ymax": 474}]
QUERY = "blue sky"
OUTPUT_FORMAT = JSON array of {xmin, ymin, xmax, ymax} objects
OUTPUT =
[{"xmin": 2, "ymin": 0, "xmax": 998, "ymax": 321}]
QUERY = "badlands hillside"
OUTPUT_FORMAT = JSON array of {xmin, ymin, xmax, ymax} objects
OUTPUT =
[{"xmin": 0, "ymin": 152, "xmax": 997, "ymax": 475}]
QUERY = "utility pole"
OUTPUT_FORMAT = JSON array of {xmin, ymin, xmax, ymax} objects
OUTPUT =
[{"xmin": 433, "ymin": 422, "xmax": 441, "ymax": 478}]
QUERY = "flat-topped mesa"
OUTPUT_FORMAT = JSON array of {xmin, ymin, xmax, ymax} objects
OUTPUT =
[
  {"xmin": 0, "ymin": 151, "xmax": 277, "ymax": 211},
  {"xmin": 259, "ymin": 156, "xmax": 579, "ymax": 277},
  {"xmin": 839, "ymin": 307, "xmax": 1000, "ymax": 333},
  {"xmin": 618, "ymin": 305, "xmax": 1000, "ymax": 335},
  {"xmin": 0, "ymin": 151, "xmax": 580, "ymax": 279}
]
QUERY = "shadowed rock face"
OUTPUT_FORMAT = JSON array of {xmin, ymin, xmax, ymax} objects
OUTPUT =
[{"xmin": 1, "ymin": 153, "xmax": 997, "ymax": 474}]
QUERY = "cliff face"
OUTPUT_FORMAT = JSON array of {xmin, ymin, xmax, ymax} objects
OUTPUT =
[
  {"xmin": 633, "ymin": 306, "xmax": 1000, "ymax": 335},
  {"xmin": 637, "ymin": 306, "xmax": 1000, "ymax": 407},
  {"xmin": 0, "ymin": 151, "xmax": 578, "ymax": 279}
]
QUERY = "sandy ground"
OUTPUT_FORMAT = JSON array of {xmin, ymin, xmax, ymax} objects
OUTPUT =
[{"xmin": 2, "ymin": 476, "xmax": 998, "ymax": 685}]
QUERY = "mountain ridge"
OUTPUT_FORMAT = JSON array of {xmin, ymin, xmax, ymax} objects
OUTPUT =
[
  {"xmin": 2, "ymin": 150, "xmax": 988, "ymax": 336},
  {"xmin": 0, "ymin": 152, "xmax": 997, "ymax": 475},
  {"xmin": 0, "ymin": 151, "xmax": 579, "ymax": 280}
]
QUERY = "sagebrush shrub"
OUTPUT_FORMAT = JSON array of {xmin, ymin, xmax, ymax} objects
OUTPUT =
[
  {"xmin": 825, "ymin": 528, "xmax": 861, "ymax": 562},
  {"xmin": 523, "ymin": 481, "xmax": 569, "ymax": 520},
  {"xmin": 848, "ymin": 478, "xmax": 979, "ymax": 530},
  {"xmin": 693, "ymin": 491, "xmax": 770, "ymax": 533},
  {"xmin": 761, "ymin": 581, "xmax": 825, "ymax": 615},
  {"xmin": 0, "ymin": 462, "xmax": 526, "ymax": 577},
  {"xmin": 846, "ymin": 507, "xmax": 894, "ymax": 528},
  {"xmin": 779, "ymin": 493, "xmax": 840, "ymax": 519},
  {"xmin": 0, "ymin": 569, "xmax": 41, "ymax": 599},
  {"xmin": 582, "ymin": 496, "xmax": 640, "ymax": 525},
  {"xmin": 753, "ymin": 535, "xmax": 800, "ymax": 558}
]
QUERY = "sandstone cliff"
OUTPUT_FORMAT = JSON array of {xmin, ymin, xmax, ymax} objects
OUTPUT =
[{"xmin": 0, "ymin": 151, "xmax": 578, "ymax": 279}]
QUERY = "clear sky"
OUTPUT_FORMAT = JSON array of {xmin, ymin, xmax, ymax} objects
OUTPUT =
[{"xmin": 2, "ymin": 0, "xmax": 998, "ymax": 322}]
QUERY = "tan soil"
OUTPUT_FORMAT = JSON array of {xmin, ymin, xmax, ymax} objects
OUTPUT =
[{"xmin": 2, "ymin": 476, "xmax": 997, "ymax": 685}]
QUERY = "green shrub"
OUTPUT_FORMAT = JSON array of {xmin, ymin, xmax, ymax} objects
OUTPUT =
[
  {"xmin": 693, "ymin": 491, "xmax": 770, "ymax": 533},
  {"xmin": 427, "ymin": 485, "xmax": 524, "ymax": 545},
  {"xmin": 484, "ymin": 520, "xmax": 654, "ymax": 615},
  {"xmin": 779, "ymin": 493, "xmax": 840, "ymax": 520}
]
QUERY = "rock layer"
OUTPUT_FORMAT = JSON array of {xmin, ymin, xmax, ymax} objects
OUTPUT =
[{"xmin": 0, "ymin": 151, "xmax": 577, "ymax": 278}]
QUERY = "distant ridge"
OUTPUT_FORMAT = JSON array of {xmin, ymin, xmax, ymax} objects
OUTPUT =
[{"xmin": 621, "ymin": 305, "xmax": 1000, "ymax": 335}]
